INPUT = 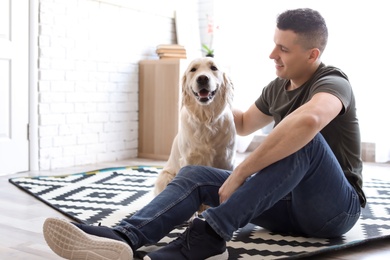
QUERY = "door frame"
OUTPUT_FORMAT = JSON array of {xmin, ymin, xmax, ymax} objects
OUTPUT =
[{"xmin": 28, "ymin": 0, "xmax": 39, "ymax": 172}]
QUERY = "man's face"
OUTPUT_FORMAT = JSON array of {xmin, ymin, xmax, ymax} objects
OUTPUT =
[{"xmin": 269, "ymin": 28, "xmax": 313, "ymax": 82}]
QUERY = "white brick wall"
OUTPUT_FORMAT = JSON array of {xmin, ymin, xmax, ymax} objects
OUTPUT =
[{"xmin": 37, "ymin": 0, "xmax": 177, "ymax": 170}]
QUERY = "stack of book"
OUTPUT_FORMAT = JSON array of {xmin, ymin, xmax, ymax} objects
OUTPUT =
[{"xmin": 156, "ymin": 44, "xmax": 187, "ymax": 59}]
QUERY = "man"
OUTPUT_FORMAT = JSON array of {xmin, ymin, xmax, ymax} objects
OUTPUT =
[{"xmin": 43, "ymin": 8, "xmax": 366, "ymax": 260}]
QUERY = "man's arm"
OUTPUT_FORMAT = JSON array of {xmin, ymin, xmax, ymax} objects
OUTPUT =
[
  {"xmin": 220, "ymin": 92, "xmax": 343, "ymax": 203},
  {"xmin": 233, "ymin": 104, "xmax": 274, "ymax": 136}
]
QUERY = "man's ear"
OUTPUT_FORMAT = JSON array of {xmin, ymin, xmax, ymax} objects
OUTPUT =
[{"xmin": 309, "ymin": 48, "xmax": 321, "ymax": 62}]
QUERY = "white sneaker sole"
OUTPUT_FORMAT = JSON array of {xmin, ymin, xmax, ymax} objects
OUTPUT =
[
  {"xmin": 205, "ymin": 249, "xmax": 229, "ymax": 260},
  {"xmin": 43, "ymin": 218, "xmax": 133, "ymax": 260}
]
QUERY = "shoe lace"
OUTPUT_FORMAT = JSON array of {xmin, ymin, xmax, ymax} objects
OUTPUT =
[{"xmin": 184, "ymin": 225, "xmax": 192, "ymax": 250}]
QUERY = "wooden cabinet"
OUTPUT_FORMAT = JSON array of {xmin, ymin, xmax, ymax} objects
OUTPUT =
[{"xmin": 138, "ymin": 59, "xmax": 189, "ymax": 160}]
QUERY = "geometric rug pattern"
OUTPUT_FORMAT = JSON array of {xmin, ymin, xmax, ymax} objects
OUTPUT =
[{"xmin": 9, "ymin": 166, "xmax": 390, "ymax": 259}]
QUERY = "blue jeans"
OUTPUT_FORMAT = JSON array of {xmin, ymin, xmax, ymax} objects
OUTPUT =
[{"xmin": 114, "ymin": 134, "xmax": 361, "ymax": 249}]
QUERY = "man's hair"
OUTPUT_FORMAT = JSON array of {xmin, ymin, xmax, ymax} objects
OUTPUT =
[{"xmin": 277, "ymin": 8, "xmax": 328, "ymax": 53}]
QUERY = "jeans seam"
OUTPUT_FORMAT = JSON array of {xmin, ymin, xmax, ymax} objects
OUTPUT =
[{"xmin": 135, "ymin": 181, "xmax": 220, "ymax": 229}]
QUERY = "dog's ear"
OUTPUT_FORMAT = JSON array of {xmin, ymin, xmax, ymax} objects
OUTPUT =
[
  {"xmin": 223, "ymin": 72, "xmax": 234, "ymax": 107},
  {"xmin": 223, "ymin": 72, "xmax": 234, "ymax": 90},
  {"xmin": 181, "ymin": 72, "xmax": 191, "ymax": 108}
]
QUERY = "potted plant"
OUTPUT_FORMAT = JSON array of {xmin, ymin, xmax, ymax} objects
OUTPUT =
[{"xmin": 202, "ymin": 43, "xmax": 214, "ymax": 57}]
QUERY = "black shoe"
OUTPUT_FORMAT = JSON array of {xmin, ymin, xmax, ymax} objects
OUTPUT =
[
  {"xmin": 43, "ymin": 218, "xmax": 133, "ymax": 260},
  {"xmin": 144, "ymin": 218, "xmax": 228, "ymax": 260}
]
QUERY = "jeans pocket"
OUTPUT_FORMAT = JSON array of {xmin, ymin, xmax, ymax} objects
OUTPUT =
[{"xmin": 313, "ymin": 210, "xmax": 361, "ymax": 238}]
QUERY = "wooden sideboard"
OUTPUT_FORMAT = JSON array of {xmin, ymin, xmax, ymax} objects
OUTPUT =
[{"xmin": 138, "ymin": 59, "xmax": 189, "ymax": 160}]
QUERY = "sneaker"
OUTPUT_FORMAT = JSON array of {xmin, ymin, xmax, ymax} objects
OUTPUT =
[
  {"xmin": 144, "ymin": 218, "xmax": 228, "ymax": 260},
  {"xmin": 43, "ymin": 218, "xmax": 133, "ymax": 260}
]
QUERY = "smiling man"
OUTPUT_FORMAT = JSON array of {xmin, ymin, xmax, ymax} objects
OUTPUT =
[{"xmin": 43, "ymin": 8, "xmax": 366, "ymax": 260}]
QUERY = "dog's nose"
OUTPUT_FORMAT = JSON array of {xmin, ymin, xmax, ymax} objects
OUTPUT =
[{"xmin": 197, "ymin": 75, "xmax": 209, "ymax": 85}]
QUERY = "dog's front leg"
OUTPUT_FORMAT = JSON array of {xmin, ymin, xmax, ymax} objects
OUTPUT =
[{"xmin": 154, "ymin": 135, "xmax": 181, "ymax": 196}]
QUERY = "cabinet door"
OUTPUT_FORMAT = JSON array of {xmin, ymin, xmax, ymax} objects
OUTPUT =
[{"xmin": 138, "ymin": 59, "xmax": 188, "ymax": 160}]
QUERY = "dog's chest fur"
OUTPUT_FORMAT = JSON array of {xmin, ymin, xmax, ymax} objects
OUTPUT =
[{"xmin": 177, "ymin": 107, "xmax": 236, "ymax": 169}]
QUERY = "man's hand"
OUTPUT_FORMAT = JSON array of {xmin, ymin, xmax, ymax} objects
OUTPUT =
[{"xmin": 218, "ymin": 171, "xmax": 246, "ymax": 204}]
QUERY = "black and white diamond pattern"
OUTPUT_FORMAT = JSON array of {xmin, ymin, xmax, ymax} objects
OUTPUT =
[
  {"xmin": 10, "ymin": 167, "xmax": 157, "ymax": 227},
  {"xmin": 9, "ymin": 167, "xmax": 390, "ymax": 259}
]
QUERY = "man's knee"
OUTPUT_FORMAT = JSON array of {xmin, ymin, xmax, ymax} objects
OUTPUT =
[
  {"xmin": 176, "ymin": 165, "xmax": 203, "ymax": 180},
  {"xmin": 176, "ymin": 165, "xmax": 221, "ymax": 183}
]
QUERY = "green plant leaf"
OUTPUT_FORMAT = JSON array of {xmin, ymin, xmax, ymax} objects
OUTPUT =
[{"xmin": 202, "ymin": 43, "xmax": 214, "ymax": 54}]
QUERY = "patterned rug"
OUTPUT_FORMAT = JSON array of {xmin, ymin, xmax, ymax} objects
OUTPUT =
[{"xmin": 9, "ymin": 166, "xmax": 390, "ymax": 259}]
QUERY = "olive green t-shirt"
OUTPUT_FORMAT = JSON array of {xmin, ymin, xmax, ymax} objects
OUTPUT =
[{"xmin": 255, "ymin": 63, "xmax": 366, "ymax": 207}]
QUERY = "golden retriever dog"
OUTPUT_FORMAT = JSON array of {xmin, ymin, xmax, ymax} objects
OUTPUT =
[{"xmin": 154, "ymin": 57, "xmax": 236, "ymax": 195}]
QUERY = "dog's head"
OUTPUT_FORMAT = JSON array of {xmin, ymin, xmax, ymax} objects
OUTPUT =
[{"xmin": 181, "ymin": 57, "xmax": 234, "ymax": 115}]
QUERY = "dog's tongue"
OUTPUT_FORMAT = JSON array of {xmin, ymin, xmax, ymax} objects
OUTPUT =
[{"xmin": 199, "ymin": 89, "xmax": 209, "ymax": 97}]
